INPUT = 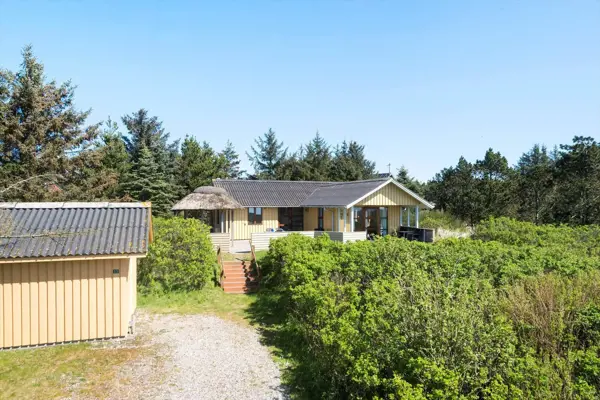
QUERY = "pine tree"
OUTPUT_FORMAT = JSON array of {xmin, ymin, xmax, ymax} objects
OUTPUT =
[
  {"xmin": 178, "ymin": 136, "xmax": 227, "ymax": 192},
  {"xmin": 302, "ymin": 132, "xmax": 331, "ymax": 181},
  {"xmin": 330, "ymin": 141, "xmax": 376, "ymax": 181},
  {"xmin": 121, "ymin": 109, "xmax": 181, "ymax": 195},
  {"xmin": 221, "ymin": 140, "xmax": 244, "ymax": 179},
  {"xmin": 247, "ymin": 128, "xmax": 288, "ymax": 179},
  {"xmin": 553, "ymin": 136, "xmax": 600, "ymax": 224},
  {"xmin": 120, "ymin": 146, "xmax": 175, "ymax": 215},
  {"xmin": 97, "ymin": 118, "xmax": 130, "ymax": 199},
  {"xmin": 396, "ymin": 166, "xmax": 424, "ymax": 196},
  {"xmin": 516, "ymin": 144, "xmax": 555, "ymax": 223},
  {"xmin": 0, "ymin": 45, "xmax": 109, "ymax": 201},
  {"xmin": 474, "ymin": 148, "xmax": 516, "ymax": 220}
]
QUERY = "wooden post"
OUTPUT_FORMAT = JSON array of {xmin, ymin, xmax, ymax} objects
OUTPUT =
[
  {"xmin": 331, "ymin": 209, "xmax": 334, "ymax": 232},
  {"xmin": 344, "ymin": 208, "xmax": 347, "ymax": 232},
  {"xmin": 351, "ymin": 207, "xmax": 355, "ymax": 232},
  {"xmin": 336, "ymin": 208, "xmax": 340, "ymax": 232},
  {"xmin": 415, "ymin": 206, "xmax": 420, "ymax": 228},
  {"xmin": 407, "ymin": 207, "xmax": 411, "ymax": 227}
]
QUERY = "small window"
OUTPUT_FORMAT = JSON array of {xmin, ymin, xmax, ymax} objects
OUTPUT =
[
  {"xmin": 248, "ymin": 207, "xmax": 263, "ymax": 224},
  {"xmin": 318, "ymin": 208, "xmax": 324, "ymax": 230}
]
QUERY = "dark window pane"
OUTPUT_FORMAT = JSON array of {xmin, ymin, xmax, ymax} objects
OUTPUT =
[
  {"xmin": 255, "ymin": 207, "xmax": 263, "ymax": 223},
  {"xmin": 248, "ymin": 207, "xmax": 255, "ymax": 224}
]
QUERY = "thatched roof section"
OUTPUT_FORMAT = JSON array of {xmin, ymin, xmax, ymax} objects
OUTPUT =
[{"xmin": 171, "ymin": 186, "xmax": 243, "ymax": 211}]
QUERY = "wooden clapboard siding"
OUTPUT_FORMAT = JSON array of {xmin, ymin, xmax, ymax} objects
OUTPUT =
[
  {"xmin": 232, "ymin": 207, "xmax": 279, "ymax": 240},
  {"xmin": 0, "ymin": 257, "xmax": 137, "ymax": 349},
  {"xmin": 357, "ymin": 181, "xmax": 421, "ymax": 206},
  {"xmin": 303, "ymin": 207, "xmax": 319, "ymax": 231},
  {"xmin": 209, "ymin": 233, "xmax": 230, "ymax": 252}
]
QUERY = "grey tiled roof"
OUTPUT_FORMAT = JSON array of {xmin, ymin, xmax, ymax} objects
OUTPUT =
[
  {"xmin": 300, "ymin": 179, "xmax": 387, "ymax": 207},
  {"xmin": 0, "ymin": 202, "xmax": 151, "ymax": 259},
  {"xmin": 213, "ymin": 179, "xmax": 347, "ymax": 207},
  {"xmin": 212, "ymin": 178, "xmax": 390, "ymax": 207}
]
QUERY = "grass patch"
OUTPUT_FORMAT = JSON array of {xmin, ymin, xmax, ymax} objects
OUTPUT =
[
  {"xmin": 138, "ymin": 287, "xmax": 256, "ymax": 324},
  {"xmin": 0, "ymin": 341, "xmax": 141, "ymax": 400}
]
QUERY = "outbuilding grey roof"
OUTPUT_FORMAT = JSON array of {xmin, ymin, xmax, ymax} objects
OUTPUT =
[
  {"xmin": 0, "ymin": 202, "xmax": 151, "ymax": 259},
  {"xmin": 299, "ymin": 179, "xmax": 387, "ymax": 207}
]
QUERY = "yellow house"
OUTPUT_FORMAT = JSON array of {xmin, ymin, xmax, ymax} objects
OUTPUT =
[
  {"xmin": 172, "ymin": 177, "xmax": 434, "ymax": 249},
  {"xmin": 0, "ymin": 202, "xmax": 152, "ymax": 349}
]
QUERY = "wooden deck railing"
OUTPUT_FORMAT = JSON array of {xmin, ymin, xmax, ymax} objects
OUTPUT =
[
  {"xmin": 216, "ymin": 246, "xmax": 224, "ymax": 287},
  {"xmin": 250, "ymin": 244, "xmax": 261, "ymax": 283}
]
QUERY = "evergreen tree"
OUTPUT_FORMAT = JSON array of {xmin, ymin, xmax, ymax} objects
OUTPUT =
[
  {"xmin": 276, "ymin": 151, "xmax": 305, "ymax": 180},
  {"xmin": 121, "ymin": 109, "xmax": 181, "ymax": 195},
  {"xmin": 515, "ymin": 144, "xmax": 555, "ymax": 224},
  {"xmin": 0, "ymin": 45, "xmax": 109, "ymax": 201},
  {"xmin": 96, "ymin": 119, "xmax": 130, "ymax": 199},
  {"xmin": 396, "ymin": 166, "xmax": 424, "ymax": 196},
  {"xmin": 427, "ymin": 157, "xmax": 481, "ymax": 225},
  {"xmin": 301, "ymin": 132, "xmax": 332, "ymax": 181},
  {"xmin": 330, "ymin": 141, "xmax": 376, "ymax": 181},
  {"xmin": 178, "ymin": 136, "xmax": 227, "ymax": 192},
  {"xmin": 120, "ymin": 146, "xmax": 175, "ymax": 215},
  {"xmin": 552, "ymin": 136, "xmax": 600, "ymax": 224},
  {"xmin": 247, "ymin": 128, "xmax": 288, "ymax": 179},
  {"xmin": 474, "ymin": 148, "xmax": 516, "ymax": 220},
  {"xmin": 221, "ymin": 140, "xmax": 244, "ymax": 179}
]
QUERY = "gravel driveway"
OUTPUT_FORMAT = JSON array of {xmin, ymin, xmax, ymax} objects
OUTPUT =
[{"xmin": 110, "ymin": 312, "xmax": 285, "ymax": 400}]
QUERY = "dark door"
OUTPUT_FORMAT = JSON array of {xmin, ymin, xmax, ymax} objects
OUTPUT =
[{"xmin": 278, "ymin": 207, "xmax": 304, "ymax": 231}]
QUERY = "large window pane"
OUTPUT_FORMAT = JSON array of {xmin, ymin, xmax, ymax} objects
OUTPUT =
[
  {"xmin": 318, "ymin": 208, "xmax": 324, "ymax": 230},
  {"xmin": 248, "ymin": 207, "xmax": 255, "ymax": 224},
  {"xmin": 353, "ymin": 207, "xmax": 364, "ymax": 231},
  {"xmin": 380, "ymin": 207, "xmax": 388, "ymax": 235}
]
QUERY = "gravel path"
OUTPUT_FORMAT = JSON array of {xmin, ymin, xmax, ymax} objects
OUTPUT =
[{"xmin": 111, "ymin": 312, "xmax": 285, "ymax": 400}]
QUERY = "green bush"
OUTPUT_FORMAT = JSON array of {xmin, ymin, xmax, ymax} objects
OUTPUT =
[
  {"xmin": 419, "ymin": 210, "xmax": 468, "ymax": 231},
  {"xmin": 258, "ymin": 223, "xmax": 600, "ymax": 399},
  {"xmin": 138, "ymin": 217, "xmax": 217, "ymax": 293}
]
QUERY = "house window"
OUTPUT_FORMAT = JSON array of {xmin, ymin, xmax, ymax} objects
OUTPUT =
[
  {"xmin": 248, "ymin": 207, "xmax": 263, "ymax": 224},
  {"xmin": 380, "ymin": 207, "xmax": 388, "ymax": 236},
  {"xmin": 353, "ymin": 207, "xmax": 364, "ymax": 231},
  {"xmin": 318, "ymin": 208, "xmax": 324, "ymax": 230}
]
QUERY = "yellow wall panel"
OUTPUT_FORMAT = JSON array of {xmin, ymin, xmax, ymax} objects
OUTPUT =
[
  {"xmin": 232, "ymin": 207, "xmax": 279, "ymax": 240},
  {"xmin": 357, "ymin": 182, "xmax": 421, "ymax": 207},
  {"xmin": 30, "ymin": 264, "xmax": 39, "ymax": 345},
  {"xmin": 12, "ymin": 264, "xmax": 21, "ymax": 347},
  {"xmin": 0, "ymin": 258, "xmax": 137, "ymax": 349}
]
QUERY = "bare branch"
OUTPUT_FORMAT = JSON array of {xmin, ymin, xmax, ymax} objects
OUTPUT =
[{"xmin": 0, "ymin": 173, "xmax": 62, "ymax": 196}]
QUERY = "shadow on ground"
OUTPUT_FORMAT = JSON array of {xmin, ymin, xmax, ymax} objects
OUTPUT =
[{"xmin": 246, "ymin": 290, "xmax": 316, "ymax": 399}]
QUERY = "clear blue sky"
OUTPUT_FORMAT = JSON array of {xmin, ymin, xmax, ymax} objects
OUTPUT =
[{"xmin": 1, "ymin": 1, "xmax": 599, "ymax": 180}]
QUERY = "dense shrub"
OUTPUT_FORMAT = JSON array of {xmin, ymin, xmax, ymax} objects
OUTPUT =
[
  {"xmin": 474, "ymin": 217, "xmax": 600, "ymax": 257},
  {"xmin": 419, "ymin": 210, "xmax": 468, "ymax": 231},
  {"xmin": 259, "ymin": 225, "xmax": 600, "ymax": 399},
  {"xmin": 138, "ymin": 217, "xmax": 217, "ymax": 293}
]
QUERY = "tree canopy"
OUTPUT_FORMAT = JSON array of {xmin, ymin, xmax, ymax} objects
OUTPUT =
[{"xmin": 2, "ymin": 46, "xmax": 598, "ymax": 226}]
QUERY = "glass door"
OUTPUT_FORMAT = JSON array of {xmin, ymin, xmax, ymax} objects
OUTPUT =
[
  {"xmin": 379, "ymin": 207, "xmax": 388, "ymax": 235},
  {"xmin": 365, "ymin": 208, "xmax": 379, "ymax": 236}
]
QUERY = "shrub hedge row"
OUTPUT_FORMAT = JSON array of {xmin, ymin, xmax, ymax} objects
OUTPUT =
[{"xmin": 260, "ymin": 218, "xmax": 600, "ymax": 399}]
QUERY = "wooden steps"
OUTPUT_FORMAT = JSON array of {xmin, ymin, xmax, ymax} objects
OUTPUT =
[{"xmin": 221, "ymin": 260, "xmax": 259, "ymax": 294}]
